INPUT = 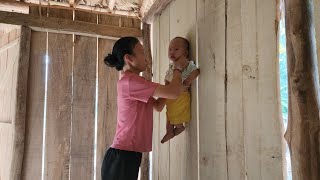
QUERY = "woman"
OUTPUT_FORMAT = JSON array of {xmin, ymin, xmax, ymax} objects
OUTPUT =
[{"xmin": 101, "ymin": 37, "xmax": 185, "ymax": 180}]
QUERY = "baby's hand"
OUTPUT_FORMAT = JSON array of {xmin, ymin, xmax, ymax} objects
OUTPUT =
[
  {"xmin": 183, "ymin": 79, "xmax": 192, "ymax": 87},
  {"xmin": 181, "ymin": 85, "xmax": 190, "ymax": 92}
]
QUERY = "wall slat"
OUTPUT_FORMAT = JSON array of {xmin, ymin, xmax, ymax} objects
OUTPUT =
[
  {"xmin": 21, "ymin": 30, "xmax": 46, "ymax": 180},
  {"xmin": 70, "ymin": 10, "xmax": 97, "ymax": 180},
  {"xmin": 96, "ymin": 38, "xmax": 117, "ymax": 180},
  {"xmin": 45, "ymin": 8, "xmax": 73, "ymax": 180}
]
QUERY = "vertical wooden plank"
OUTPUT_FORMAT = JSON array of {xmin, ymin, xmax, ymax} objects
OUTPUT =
[
  {"xmin": 197, "ymin": 0, "xmax": 227, "ymax": 179},
  {"xmin": 168, "ymin": 0, "xmax": 198, "ymax": 179},
  {"xmin": 70, "ymin": 10, "xmax": 97, "ymax": 180},
  {"xmin": 10, "ymin": 26, "xmax": 31, "ymax": 180},
  {"xmin": 0, "ymin": 25, "xmax": 21, "ymax": 124},
  {"xmin": 158, "ymin": 7, "xmax": 170, "ymax": 180},
  {"xmin": 45, "ymin": 8, "xmax": 73, "ymax": 180},
  {"xmin": 151, "ymin": 17, "xmax": 160, "ymax": 180},
  {"xmin": 238, "ymin": 0, "xmax": 284, "ymax": 179},
  {"xmin": 140, "ymin": 22, "xmax": 152, "ymax": 180},
  {"xmin": 96, "ymin": 38, "xmax": 117, "ymax": 180},
  {"xmin": 240, "ymin": 0, "xmax": 261, "ymax": 178},
  {"xmin": 256, "ymin": 0, "xmax": 284, "ymax": 179},
  {"xmin": 0, "ymin": 122, "xmax": 13, "ymax": 180},
  {"xmin": 316, "ymin": 0, "xmax": 320, "ymax": 76},
  {"xmin": 21, "ymin": 30, "xmax": 46, "ymax": 180},
  {"xmin": 226, "ymin": 0, "xmax": 246, "ymax": 179}
]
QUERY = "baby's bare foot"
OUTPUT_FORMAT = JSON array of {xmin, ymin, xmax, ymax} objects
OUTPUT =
[
  {"xmin": 174, "ymin": 126, "xmax": 185, "ymax": 136},
  {"xmin": 161, "ymin": 132, "xmax": 175, "ymax": 143}
]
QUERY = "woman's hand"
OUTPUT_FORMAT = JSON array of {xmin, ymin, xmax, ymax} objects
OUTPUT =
[{"xmin": 173, "ymin": 55, "xmax": 187, "ymax": 70}]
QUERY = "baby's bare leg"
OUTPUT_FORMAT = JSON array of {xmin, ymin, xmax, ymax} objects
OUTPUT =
[
  {"xmin": 174, "ymin": 123, "xmax": 185, "ymax": 136},
  {"xmin": 161, "ymin": 120, "xmax": 175, "ymax": 143}
]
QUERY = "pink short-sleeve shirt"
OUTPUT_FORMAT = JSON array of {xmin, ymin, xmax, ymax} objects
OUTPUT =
[{"xmin": 111, "ymin": 71, "xmax": 159, "ymax": 152}]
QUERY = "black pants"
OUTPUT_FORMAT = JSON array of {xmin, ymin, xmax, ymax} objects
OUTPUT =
[{"xmin": 101, "ymin": 148, "xmax": 142, "ymax": 180}]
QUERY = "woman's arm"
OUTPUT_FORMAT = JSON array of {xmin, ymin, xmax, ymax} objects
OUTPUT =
[
  {"xmin": 153, "ymin": 98, "xmax": 166, "ymax": 112},
  {"xmin": 153, "ymin": 80, "xmax": 170, "ymax": 112},
  {"xmin": 153, "ymin": 70, "xmax": 183, "ymax": 99}
]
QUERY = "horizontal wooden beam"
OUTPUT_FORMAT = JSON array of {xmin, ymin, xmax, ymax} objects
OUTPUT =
[
  {"xmin": 142, "ymin": 0, "xmax": 173, "ymax": 24},
  {"xmin": 0, "ymin": 11, "xmax": 142, "ymax": 38},
  {"xmin": 0, "ymin": 0, "xmax": 137, "ymax": 17}
]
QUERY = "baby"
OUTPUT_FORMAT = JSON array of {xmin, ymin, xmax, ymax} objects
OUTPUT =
[{"xmin": 161, "ymin": 37, "xmax": 200, "ymax": 143}]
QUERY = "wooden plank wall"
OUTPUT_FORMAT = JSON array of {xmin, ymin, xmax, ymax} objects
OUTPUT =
[
  {"xmin": 70, "ymin": 10, "xmax": 97, "ymax": 180},
  {"xmin": 0, "ymin": 24, "xmax": 21, "ymax": 180},
  {"xmin": 0, "ymin": 24, "xmax": 21, "ymax": 124},
  {"xmin": 19, "ymin": 6, "xmax": 139, "ymax": 180},
  {"xmin": 21, "ymin": 30, "xmax": 46, "ymax": 180},
  {"xmin": 152, "ymin": 0, "xmax": 284, "ymax": 179},
  {"xmin": 152, "ymin": 0, "xmax": 198, "ymax": 179},
  {"xmin": 316, "ymin": 0, "xmax": 320, "ymax": 76},
  {"xmin": 46, "ymin": 8, "xmax": 73, "ymax": 180},
  {"xmin": 96, "ymin": 14, "xmax": 118, "ymax": 180}
]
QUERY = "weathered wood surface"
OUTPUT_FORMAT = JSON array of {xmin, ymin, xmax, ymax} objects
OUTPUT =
[
  {"xmin": 10, "ymin": 26, "xmax": 31, "ymax": 180},
  {"xmin": 152, "ymin": 0, "xmax": 284, "ymax": 179},
  {"xmin": 96, "ymin": 37, "xmax": 117, "ymax": 180},
  {"xmin": 140, "ymin": 22, "xmax": 152, "ymax": 180},
  {"xmin": 0, "ymin": 10, "xmax": 142, "ymax": 38},
  {"xmin": 0, "ymin": 122, "xmax": 13, "ymax": 180},
  {"xmin": 151, "ymin": 16, "xmax": 160, "ymax": 180},
  {"xmin": 142, "ymin": 0, "xmax": 173, "ymax": 24},
  {"xmin": 70, "ymin": 10, "xmax": 97, "ymax": 180},
  {"xmin": 21, "ymin": 30, "xmax": 46, "ymax": 180},
  {"xmin": 168, "ymin": 0, "xmax": 198, "ymax": 179},
  {"xmin": 45, "ymin": 8, "xmax": 73, "ymax": 180},
  {"xmin": 0, "ymin": 25, "xmax": 21, "ymax": 124},
  {"xmin": 284, "ymin": 0, "xmax": 320, "ymax": 180}
]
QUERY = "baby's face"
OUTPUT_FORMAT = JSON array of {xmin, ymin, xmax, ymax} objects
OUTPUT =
[{"xmin": 168, "ymin": 39, "xmax": 188, "ymax": 61}]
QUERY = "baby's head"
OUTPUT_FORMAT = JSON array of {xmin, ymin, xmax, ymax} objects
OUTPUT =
[{"xmin": 168, "ymin": 37, "xmax": 190, "ymax": 62}]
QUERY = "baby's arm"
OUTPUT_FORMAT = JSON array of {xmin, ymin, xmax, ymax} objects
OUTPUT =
[{"xmin": 183, "ymin": 69, "xmax": 200, "ymax": 86}]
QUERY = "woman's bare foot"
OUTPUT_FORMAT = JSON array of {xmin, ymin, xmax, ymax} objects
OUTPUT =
[
  {"xmin": 161, "ymin": 131, "xmax": 175, "ymax": 143},
  {"xmin": 174, "ymin": 126, "xmax": 185, "ymax": 136}
]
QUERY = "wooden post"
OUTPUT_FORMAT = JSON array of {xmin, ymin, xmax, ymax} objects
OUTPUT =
[
  {"xmin": 10, "ymin": 26, "xmax": 31, "ymax": 180},
  {"xmin": 142, "ymin": 23, "xmax": 152, "ymax": 81},
  {"xmin": 284, "ymin": 0, "xmax": 320, "ymax": 179},
  {"xmin": 140, "ymin": 22, "xmax": 152, "ymax": 180}
]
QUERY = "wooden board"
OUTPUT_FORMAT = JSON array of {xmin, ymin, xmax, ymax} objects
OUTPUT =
[
  {"xmin": 0, "ymin": 122, "xmax": 13, "ymax": 180},
  {"xmin": 10, "ymin": 26, "xmax": 31, "ymax": 180},
  {"xmin": 197, "ymin": 0, "xmax": 228, "ymax": 179},
  {"xmin": 226, "ymin": 0, "xmax": 284, "ymax": 179},
  {"xmin": 151, "ymin": 16, "xmax": 160, "ymax": 180},
  {"xmin": 168, "ymin": 0, "xmax": 197, "ymax": 179},
  {"xmin": 70, "ymin": 10, "xmax": 97, "ymax": 180},
  {"xmin": 21, "ymin": 31, "xmax": 46, "ymax": 180},
  {"xmin": 0, "ymin": 25, "xmax": 21, "ymax": 124},
  {"xmin": 316, "ymin": 0, "xmax": 320, "ymax": 76},
  {"xmin": 121, "ymin": 17, "xmax": 141, "ymax": 29},
  {"xmin": 45, "ymin": 8, "xmax": 73, "ymax": 180},
  {"xmin": 157, "ymin": 6, "xmax": 170, "ymax": 180},
  {"xmin": 0, "ymin": 10, "xmax": 142, "ymax": 38},
  {"xmin": 98, "ymin": 14, "xmax": 120, "ymax": 27},
  {"xmin": 96, "ymin": 38, "xmax": 117, "ymax": 180},
  {"xmin": 225, "ymin": 0, "xmax": 246, "ymax": 178},
  {"xmin": 255, "ymin": 0, "xmax": 283, "ymax": 179}
]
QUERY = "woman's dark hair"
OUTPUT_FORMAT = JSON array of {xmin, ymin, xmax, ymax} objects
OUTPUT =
[{"xmin": 104, "ymin": 37, "xmax": 140, "ymax": 71}]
